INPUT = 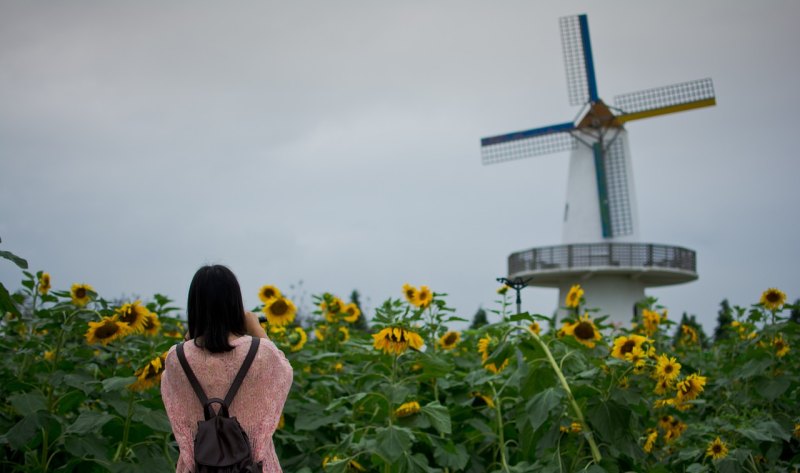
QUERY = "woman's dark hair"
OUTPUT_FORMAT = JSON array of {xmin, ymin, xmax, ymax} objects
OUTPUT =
[{"xmin": 187, "ymin": 265, "xmax": 246, "ymax": 353}]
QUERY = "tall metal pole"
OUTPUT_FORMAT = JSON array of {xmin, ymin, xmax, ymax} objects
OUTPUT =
[{"xmin": 496, "ymin": 277, "xmax": 532, "ymax": 315}]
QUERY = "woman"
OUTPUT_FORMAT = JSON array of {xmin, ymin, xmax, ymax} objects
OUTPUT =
[{"xmin": 161, "ymin": 265, "xmax": 293, "ymax": 472}]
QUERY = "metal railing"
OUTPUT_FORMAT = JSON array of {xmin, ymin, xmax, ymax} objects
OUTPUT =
[{"xmin": 509, "ymin": 243, "xmax": 696, "ymax": 275}]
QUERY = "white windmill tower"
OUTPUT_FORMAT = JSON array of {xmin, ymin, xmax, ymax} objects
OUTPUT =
[{"xmin": 481, "ymin": 14, "xmax": 716, "ymax": 324}]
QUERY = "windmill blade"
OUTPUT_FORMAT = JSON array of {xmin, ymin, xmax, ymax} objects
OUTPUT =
[
  {"xmin": 614, "ymin": 78, "xmax": 716, "ymax": 124},
  {"xmin": 560, "ymin": 14, "xmax": 599, "ymax": 106},
  {"xmin": 481, "ymin": 122, "xmax": 576, "ymax": 165},
  {"xmin": 603, "ymin": 138, "xmax": 633, "ymax": 237}
]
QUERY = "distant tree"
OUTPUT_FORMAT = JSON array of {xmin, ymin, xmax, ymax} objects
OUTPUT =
[
  {"xmin": 349, "ymin": 290, "xmax": 369, "ymax": 331},
  {"xmin": 713, "ymin": 299, "xmax": 733, "ymax": 342},
  {"xmin": 790, "ymin": 299, "xmax": 800, "ymax": 324},
  {"xmin": 470, "ymin": 307, "xmax": 488, "ymax": 329}
]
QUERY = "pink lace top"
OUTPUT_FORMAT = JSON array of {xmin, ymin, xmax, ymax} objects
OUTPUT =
[{"xmin": 161, "ymin": 335, "xmax": 293, "ymax": 473}]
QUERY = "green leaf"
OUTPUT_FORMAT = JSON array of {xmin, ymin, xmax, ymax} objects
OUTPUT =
[
  {"xmin": 64, "ymin": 434, "xmax": 109, "ymax": 460},
  {"xmin": 432, "ymin": 438, "xmax": 468, "ymax": 469},
  {"xmin": 9, "ymin": 391, "xmax": 47, "ymax": 416},
  {"xmin": 0, "ymin": 282, "xmax": 20, "ymax": 317},
  {"xmin": 56, "ymin": 390, "xmax": 87, "ymax": 415},
  {"xmin": 1, "ymin": 412, "xmax": 44, "ymax": 450},
  {"xmin": 101, "ymin": 376, "xmax": 138, "ymax": 392},
  {"xmin": 421, "ymin": 402, "xmax": 451, "ymax": 435},
  {"xmin": 133, "ymin": 407, "xmax": 173, "ymax": 433},
  {"xmin": 66, "ymin": 411, "xmax": 115, "ymax": 435},
  {"xmin": 0, "ymin": 249, "xmax": 28, "ymax": 269},
  {"xmin": 526, "ymin": 387, "xmax": 563, "ymax": 432},
  {"xmin": 509, "ymin": 312, "xmax": 535, "ymax": 323},
  {"xmin": 757, "ymin": 377, "xmax": 790, "ymax": 401},
  {"xmin": 293, "ymin": 409, "xmax": 345, "ymax": 431},
  {"xmin": 375, "ymin": 425, "xmax": 413, "ymax": 463},
  {"xmin": 586, "ymin": 399, "xmax": 630, "ymax": 443},
  {"xmin": 686, "ymin": 464, "xmax": 709, "ymax": 473},
  {"xmin": 405, "ymin": 452, "xmax": 439, "ymax": 473}
]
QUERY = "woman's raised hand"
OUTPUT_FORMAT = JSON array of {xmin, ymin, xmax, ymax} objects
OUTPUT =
[{"xmin": 244, "ymin": 311, "xmax": 269, "ymax": 339}]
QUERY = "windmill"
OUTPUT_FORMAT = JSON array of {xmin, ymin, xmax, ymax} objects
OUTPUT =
[{"xmin": 482, "ymin": 14, "xmax": 716, "ymax": 323}]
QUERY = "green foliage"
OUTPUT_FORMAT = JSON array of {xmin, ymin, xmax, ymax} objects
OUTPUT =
[{"xmin": 1, "ymin": 261, "xmax": 798, "ymax": 472}]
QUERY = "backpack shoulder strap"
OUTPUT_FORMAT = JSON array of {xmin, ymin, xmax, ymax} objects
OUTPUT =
[
  {"xmin": 223, "ymin": 337, "xmax": 260, "ymax": 408},
  {"xmin": 176, "ymin": 342, "xmax": 209, "ymax": 406}
]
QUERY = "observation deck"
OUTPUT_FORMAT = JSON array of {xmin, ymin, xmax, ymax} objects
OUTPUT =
[{"xmin": 508, "ymin": 242, "xmax": 697, "ymax": 288}]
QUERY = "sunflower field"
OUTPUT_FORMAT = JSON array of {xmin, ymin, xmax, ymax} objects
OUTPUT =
[{"xmin": 1, "ymin": 248, "xmax": 799, "ymax": 473}]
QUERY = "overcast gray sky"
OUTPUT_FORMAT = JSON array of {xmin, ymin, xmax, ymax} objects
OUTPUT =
[{"xmin": 1, "ymin": 1, "xmax": 798, "ymax": 333}]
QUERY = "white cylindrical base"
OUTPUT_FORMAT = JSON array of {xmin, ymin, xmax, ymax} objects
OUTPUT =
[{"xmin": 556, "ymin": 276, "xmax": 646, "ymax": 327}]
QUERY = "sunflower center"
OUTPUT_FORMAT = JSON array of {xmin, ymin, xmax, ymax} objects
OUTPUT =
[
  {"xmin": 263, "ymin": 289, "xmax": 275, "ymax": 298},
  {"xmin": 766, "ymin": 292, "xmax": 780, "ymax": 302},
  {"xmin": 120, "ymin": 308, "xmax": 138, "ymax": 324},
  {"xmin": 664, "ymin": 364, "xmax": 674, "ymax": 374},
  {"xmin": 574, "ymin": 321, "xmax": 595, "ymax": 340},
  {"xmin": 406, "ymin": 290, "xmax": 414, "ymax": 298},
  {"xmin": 775, "ymin": 340, "xmax": 785, "ymax": 349},
  {"xmin": 96, "ymin": 321, "xmax": 120, "ymax": 339},
  {"xmin": 75, "ymin": 288, "xmax": 86, "ymax": 299},
  {"xmin": 712, "ymin": 444, "xmax": 722, "ymax": 453},
  {"xmin": 271, "ymin": 300, "xmax": 288, "ymax": 316},
  {"xmin": 143, "ymin": 317, "xmax": 154, "ymax": 330},
  {"xmin": 444, "ymin": 333, "xmax": 457, "ymax": 345},
  {"xmin": 620, "ymin": 340, "xmax": 636, "ymax": 354}
]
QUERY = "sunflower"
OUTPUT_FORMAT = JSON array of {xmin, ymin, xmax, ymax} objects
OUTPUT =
[
  {"xmin": 129, "ymin": 352, "xmax": 168, "ymax": 391},
  {"xmin": 319, "ymin": 295, "xmax": 344, "ymax": 321},
  {"xmin": 653, "ymin": 378, "xmax": 672, "ymax": 396},
  {"xmin": 772, "ymin": 335, "xmax": 790, "ymax": 358},
  {"xmin": 793, "ymin": 423, "xmax": 800, "ymax": 439},
  {"xmin": 680, "ymin": 324, "xmax": 698, "ymax": 344},
  {"xmin": 559, "ymin": 422, "xmax": 582, "ymax": 434},
  {"xmin": 372, "ymin": 327, "xmax": 424, "ymax": 355},
  {"xmin": 314, "ymin": 325, "xmax": 328, "ymax": 341},
  {"xmin": 38, "ymin": 273, "xmax": 51, "ymax": 295},
  {"xmin": 625, "ymin": 346, "xmax": 649, "ymax": 371},
  {"xmin": 44, "ymin": 350, "xmax": 55, "ymax": 362},
  {"xmin": 85, "ymin": 315, "xmax": 130, "ymax": 345},
  {"xmin": 338, "ymin": 326, "xmax": 350, "ymax": 343},
  {"xmin": 610, "ymin": 334, "xmax": 648, "ymax": 360},
  {"xmin": 477, "ymin": 336, "xmax": 510, "ymax": 373},
  {"xmin": 288, "ymin": 327, "xmax": 307, "ymax": 352},
  {"xmin": 258, "ymin": 285, "xmax": 282, "ymax": 304},
  {"xmin": 278, "ymin": 414, "xmax": 285, "ymax": 430},
  {"xmin": 565, "ymin": 284, "xmax": 584, "ymax": 309},
  {"xmin": 643, "ymin": 429, "xmax": 658, "ymax": 453},
  {"xmin": 415, "ymin": 286, "xmax": 433, "ymax": 309},
  {"xmin": 438, "ymin": 331, "xmax": 460, "ymax": 350},
  {"xmin": 402, "ymin": 284, "xmax": 417, "ymax": 305},
  {"xmin": 760, "ymin": 288, "xmax": 786, "ymax": 311},
  {"xmin": 560, "ymin": 313, "xmax": 602, "ymax": 348},
  {"xmin": 642, "ymin": 309, "xmax": 661, "ymax": 335},
  {"xmin": 471, "ymin": 392, "xmax": 495, "ymax": 409},
  {"xmin": 142, "ymin": 311, "xmax": 161, "ymax": 336},
  {"xmin": 655, "ymin": 354, "xmax": 681, "ymax": 382},
  {"xmin": 116, "ymin": 301, "xmax": 151, "ymax": 333},
  {"xmin": 497, "ymin": 285, "xmax": 510, "ymax": 295},
  {"xmin": 529, "ymin": 322, "xmax": 541, "ymax": 335},
  {"xmin": 394, "ymin": 401, "xmax": 421, "ymax": 418},
  {"xmin": 657, "ymin": 415, "xmax": 674, "ymax": 431},
  {"xmin": 342, "ymin": 303, "xmax": 361, "ymax": 323},
  {"xmin": 676, "ymin": 373, "xmax": 707, "ymax": 402},
  {"xmin": 70, "ymin": 283, "xmax": 95, "ymax": 307},
  {"xmin": 705, "ymin": 436, "xmax": 728, "ymax": 460},
  {"xmin": 664, "ymin": 418, "xmax": 687, "ymax": 443},
  {"xmin": 263, "ymin": 297, "xmax": 297, "ymax": 326}
]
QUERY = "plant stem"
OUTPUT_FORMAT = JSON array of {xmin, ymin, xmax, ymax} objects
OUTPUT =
[
  {"xmin": 116, "ymin": 393, "xmax": 135, "ymax": 462},
  {"xmin": 490, "ymin": 382, "xmax": 511, "ymax": 473},
  {"xmin": 529, "ymin": 331, "xmax": 602, "ymax": 464}
]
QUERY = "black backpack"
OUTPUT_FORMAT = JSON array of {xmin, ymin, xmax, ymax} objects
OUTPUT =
[{"xmin": 176, "ymin": 337, "xmax": 263, "ymax": 473}]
